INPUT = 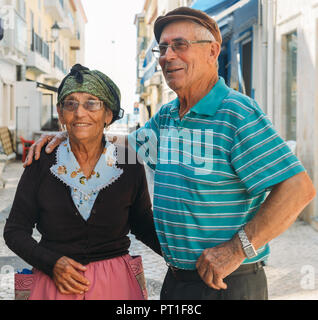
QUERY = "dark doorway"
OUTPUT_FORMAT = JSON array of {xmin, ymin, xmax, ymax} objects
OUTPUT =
[
  {"xmin": 241, "ymin": 40, "xmax": 252, "ymax": 97},
  {"xmin": 146, "ymin": 105, "xmax": 151, "ymax": 119},
  {"xmin": 218, "ymin": 42, "xmax": 230, "ymax": 86},
  {"xmin": 41, "ymin": 94, "xmax": 59, "ymax": 131}
]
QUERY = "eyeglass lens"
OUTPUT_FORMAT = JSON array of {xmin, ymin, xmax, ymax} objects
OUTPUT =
[
  {"xmin": 62, "ymin": 100, "xmax": 103, "ymax": 111},
  {"xmin": 159, "ymin": 39, "xmax": 189, "ymax": 56}
]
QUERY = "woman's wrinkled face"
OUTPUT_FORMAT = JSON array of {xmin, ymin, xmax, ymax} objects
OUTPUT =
[{"xmin": 57, "ymin": 92, "xmax": 113, "ymax": 144}]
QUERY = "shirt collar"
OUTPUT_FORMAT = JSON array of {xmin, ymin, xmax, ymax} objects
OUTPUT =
[
  {"xmin": 169, "ymin": 77, "xmax": 231, "ymax": 118},
  {"xmin": 169, "ymin": 98, "xmax": 180, "ymax": 121},
  {"xmin": 50, "ymin": 137, "xmax": 123, "ymax": 196}
]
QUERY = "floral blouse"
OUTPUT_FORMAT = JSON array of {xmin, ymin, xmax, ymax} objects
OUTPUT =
[{"xmin": 50, "ymin": 137, "xmax": 123, "ymax": 220}]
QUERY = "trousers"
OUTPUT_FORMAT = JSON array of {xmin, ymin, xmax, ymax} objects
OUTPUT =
[{"xmin": 160, "ymin": 261, "xmax": 268, "ymax": 300}]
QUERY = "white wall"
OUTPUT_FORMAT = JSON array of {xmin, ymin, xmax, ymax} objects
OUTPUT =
[
  {"xmin": 75, "ymin": 9, "xmax": 86, "ymax": 65},
  {"xmin": 273, "ymin": 0, "xmax": 318, "ymax": 222},
  {"xmin": 315, "ymin": 12, "xmax": 318, "ymax": 224},
  {"xmin": 0, "ymin": 61, "xmax": 16, "ymax": 128},
  {"xmin": 15, "ymin": 81, "xmax": 42, "ymax": 140}
]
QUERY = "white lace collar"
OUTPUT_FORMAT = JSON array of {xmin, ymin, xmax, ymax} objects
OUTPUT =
[{"xmin": 50, "ymin": 137, "xmax": 123, "ymax": 197}]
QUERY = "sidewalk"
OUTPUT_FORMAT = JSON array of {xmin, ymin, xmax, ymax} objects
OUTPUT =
[{"xmin": 0, "ymin": 161, "xmax": 317, "ymax": 300}]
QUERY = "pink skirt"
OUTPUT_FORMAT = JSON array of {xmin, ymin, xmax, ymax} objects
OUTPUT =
[{"xmin": 28, "ymin": 254, "xmax": 146, "ymax": 300}]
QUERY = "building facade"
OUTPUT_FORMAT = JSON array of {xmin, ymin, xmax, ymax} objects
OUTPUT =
[
  {"xmin": 192, "ymin": 0, "xmax": 267, "ymax": 113},
  {"xmin": 0, "ymin": 0, "xmax": 27, "ymax": 131},
  {"xmin": 269, "ymin": 0, "xmax": 318, "ymax": 226},
  {"xmin": 134, "ymin": 0, "xmax": 192, "ymax": 124},
  {"xmin": 0, "ymin": 0, "xmax": 87, "ymax": 151}
]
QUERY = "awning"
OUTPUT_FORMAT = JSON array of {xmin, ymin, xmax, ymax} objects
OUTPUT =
[
  {"xmin": 141, "ymin": 39, "xmax": 158, "ymax": 85},
  {"xmin": 191, "ymin": 0, "xmax": 239, "ymax": 16},
  {"xmin": 141, "ymin": 60, "xmax": 157, "ymax": 85},
  {"xmin": 218, "ymin": 15, "xmax": 234, "ymax": 43},
  {"xmin": 26, "ymin": 79, "xmax": 58, "ymax": 93},
  {"xmin": 143, "ymin": 39, "xmax": 157, "ymax": 68}
]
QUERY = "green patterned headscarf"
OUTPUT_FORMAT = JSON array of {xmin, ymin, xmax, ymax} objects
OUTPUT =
[{"xmin": 57, "ymin": 64, "xmax": 124, "ymax": 123}]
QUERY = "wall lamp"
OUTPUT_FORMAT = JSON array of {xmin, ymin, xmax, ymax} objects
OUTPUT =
[{"xmin": 47, "ymin": 21, "xmax": 61, "ymax": 43}]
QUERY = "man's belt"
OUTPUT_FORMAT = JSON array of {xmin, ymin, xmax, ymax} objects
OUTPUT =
[{"xmin": 168, "ymin": 261, "xmax": 265, "ymax": 282}]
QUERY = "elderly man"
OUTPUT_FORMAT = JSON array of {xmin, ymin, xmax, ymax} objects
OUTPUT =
[{"xmin": 25, "ymin": 7, "xmax": 315, "ymax": 300}]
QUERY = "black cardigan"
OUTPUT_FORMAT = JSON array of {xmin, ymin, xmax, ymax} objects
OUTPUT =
[{"xmin": 3, "ymin": 146, "xmax": 161, "ymax": 277}]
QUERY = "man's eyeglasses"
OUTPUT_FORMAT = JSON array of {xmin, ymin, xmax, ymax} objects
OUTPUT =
[
  {"xmin": 152, "ymin": 39, "xmax": 213, "ymax": 58},
  {"xmin": 61, "ymin": 100, "xmax": 105, "ymax": 112}
]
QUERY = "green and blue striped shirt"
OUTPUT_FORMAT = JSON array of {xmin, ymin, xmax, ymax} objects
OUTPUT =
[{"xmin": 129, "ymin": 77, "xmax": 305, "ymax": 270}]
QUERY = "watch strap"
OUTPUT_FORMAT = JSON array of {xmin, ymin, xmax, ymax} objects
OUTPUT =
[{"xmin": 238, "ymin": 228, "xmax": 257, "ymax": 258}]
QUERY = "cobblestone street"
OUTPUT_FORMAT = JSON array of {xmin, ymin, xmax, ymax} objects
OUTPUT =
[{"xmin": 0, "ymin": 161, "xmax": 318, "ymax": 300}]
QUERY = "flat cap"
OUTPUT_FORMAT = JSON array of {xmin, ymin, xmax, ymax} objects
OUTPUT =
[{"xmin": 154, "ymin": 7, "xmax": 222, "ymax": 45}]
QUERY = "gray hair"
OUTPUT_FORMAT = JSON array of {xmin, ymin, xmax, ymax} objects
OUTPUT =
[
  {"xmin": 191, "ymin": 21, "xmax": 216, "ymax": 42},
  {"xmin": 189, "ymin": 20, "xmax": 219, "ymax": 70}
]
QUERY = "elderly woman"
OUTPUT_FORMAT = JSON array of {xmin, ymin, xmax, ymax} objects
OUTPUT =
[{"xmin": 4, "ymin": 64, "xmax": 161, "ymax": 300}]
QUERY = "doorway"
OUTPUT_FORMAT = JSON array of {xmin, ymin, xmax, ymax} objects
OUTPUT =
[
  {"xmin": 284, "ymin": 31, "xmax": 297, "ymax": 141},
  {"xmin": 219, "ymin": 42, "xmax": 231, "ymax": 86},
  {"xmin": 241, "ymin": 39, "xmax": 252, "ymax": 98},
  {"xmin": 41, "ymin": 93, "xmax": 59, "ymax": 131}
]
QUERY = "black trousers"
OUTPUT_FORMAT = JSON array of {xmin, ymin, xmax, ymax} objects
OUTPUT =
[{"xmin": 160, "ymin": 262, "xmax": 268, "ymax": 300}]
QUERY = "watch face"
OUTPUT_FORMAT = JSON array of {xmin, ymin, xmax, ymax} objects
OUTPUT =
[{"xmin": 245, "ymin": 245, "xmax": 257, "ymax": 258}]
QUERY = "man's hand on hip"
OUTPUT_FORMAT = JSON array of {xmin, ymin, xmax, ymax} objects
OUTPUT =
[
  {"xmin": 23, "ymin": 131, "xmax": 68, "ymax": 167},
  {"xmin": 196, "ymin": 236, "xmax": 245, "ymax": 290}
]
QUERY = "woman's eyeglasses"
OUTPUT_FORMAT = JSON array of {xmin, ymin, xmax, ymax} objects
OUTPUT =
[
  {"xmin": 61, "ymin": 100, "xmax": 104, "ymax": 112},
  {"xmin": 152, "ymin": 38, "xmax": 213, "ymax": 58}
]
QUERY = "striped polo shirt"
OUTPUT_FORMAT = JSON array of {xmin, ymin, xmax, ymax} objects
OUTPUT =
[{"xmin": 128, "ymin": 77, "xmax": 305, "ymax": 270}]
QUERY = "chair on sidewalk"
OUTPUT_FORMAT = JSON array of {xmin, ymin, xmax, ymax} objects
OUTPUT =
[
  {"xmin": 20, "ymin": 136, "xmax": 35, "ymax": 163},
  {"xmin": 0, "ymin": 127, "xmax": 16, "ymax": 188}
]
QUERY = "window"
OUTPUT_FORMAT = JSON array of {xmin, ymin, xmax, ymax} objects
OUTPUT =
[
  {"xmin": 17, "ymin": 0, "xmax": 26, "ymax": 19},
  {"xmin": 30, "ymin": 10, "xmax": 34, "ymax": 50},
  {"xmin": 30, "ymin": 10, "xmax": 34, "ymax": 30},
  {"xmin": 16, "ymin": 65, "xmax": 22, "ymax": 81},
  {"xmin": 38, "ymin": 18, "xmax": 41, "ymax": 36},
  {"xmin": 0, "ymin": 18, "xmax": 3, "ymax": 41},
  {"xmin": 10, "ymin": 85, "xmax": 14, "ymax": 122},
  {"xmin": 285, "ymin": 31, "xmax": 297, "ymax": 141}
]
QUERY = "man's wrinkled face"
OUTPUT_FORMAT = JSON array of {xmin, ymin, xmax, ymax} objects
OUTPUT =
[{"xmin": 158, "ymin": 20, "xmax": 214, "ymax": 94}]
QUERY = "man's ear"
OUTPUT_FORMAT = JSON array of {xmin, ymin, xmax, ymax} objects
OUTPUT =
[{"xmin": 210, "ymin": 41, "xmax": 221, "ymax": 61}]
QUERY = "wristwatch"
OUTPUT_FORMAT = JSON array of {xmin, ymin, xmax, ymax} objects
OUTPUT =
[{"xmin": 238, "ymin": 228, "xmax": 257, "ymax": 259}]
